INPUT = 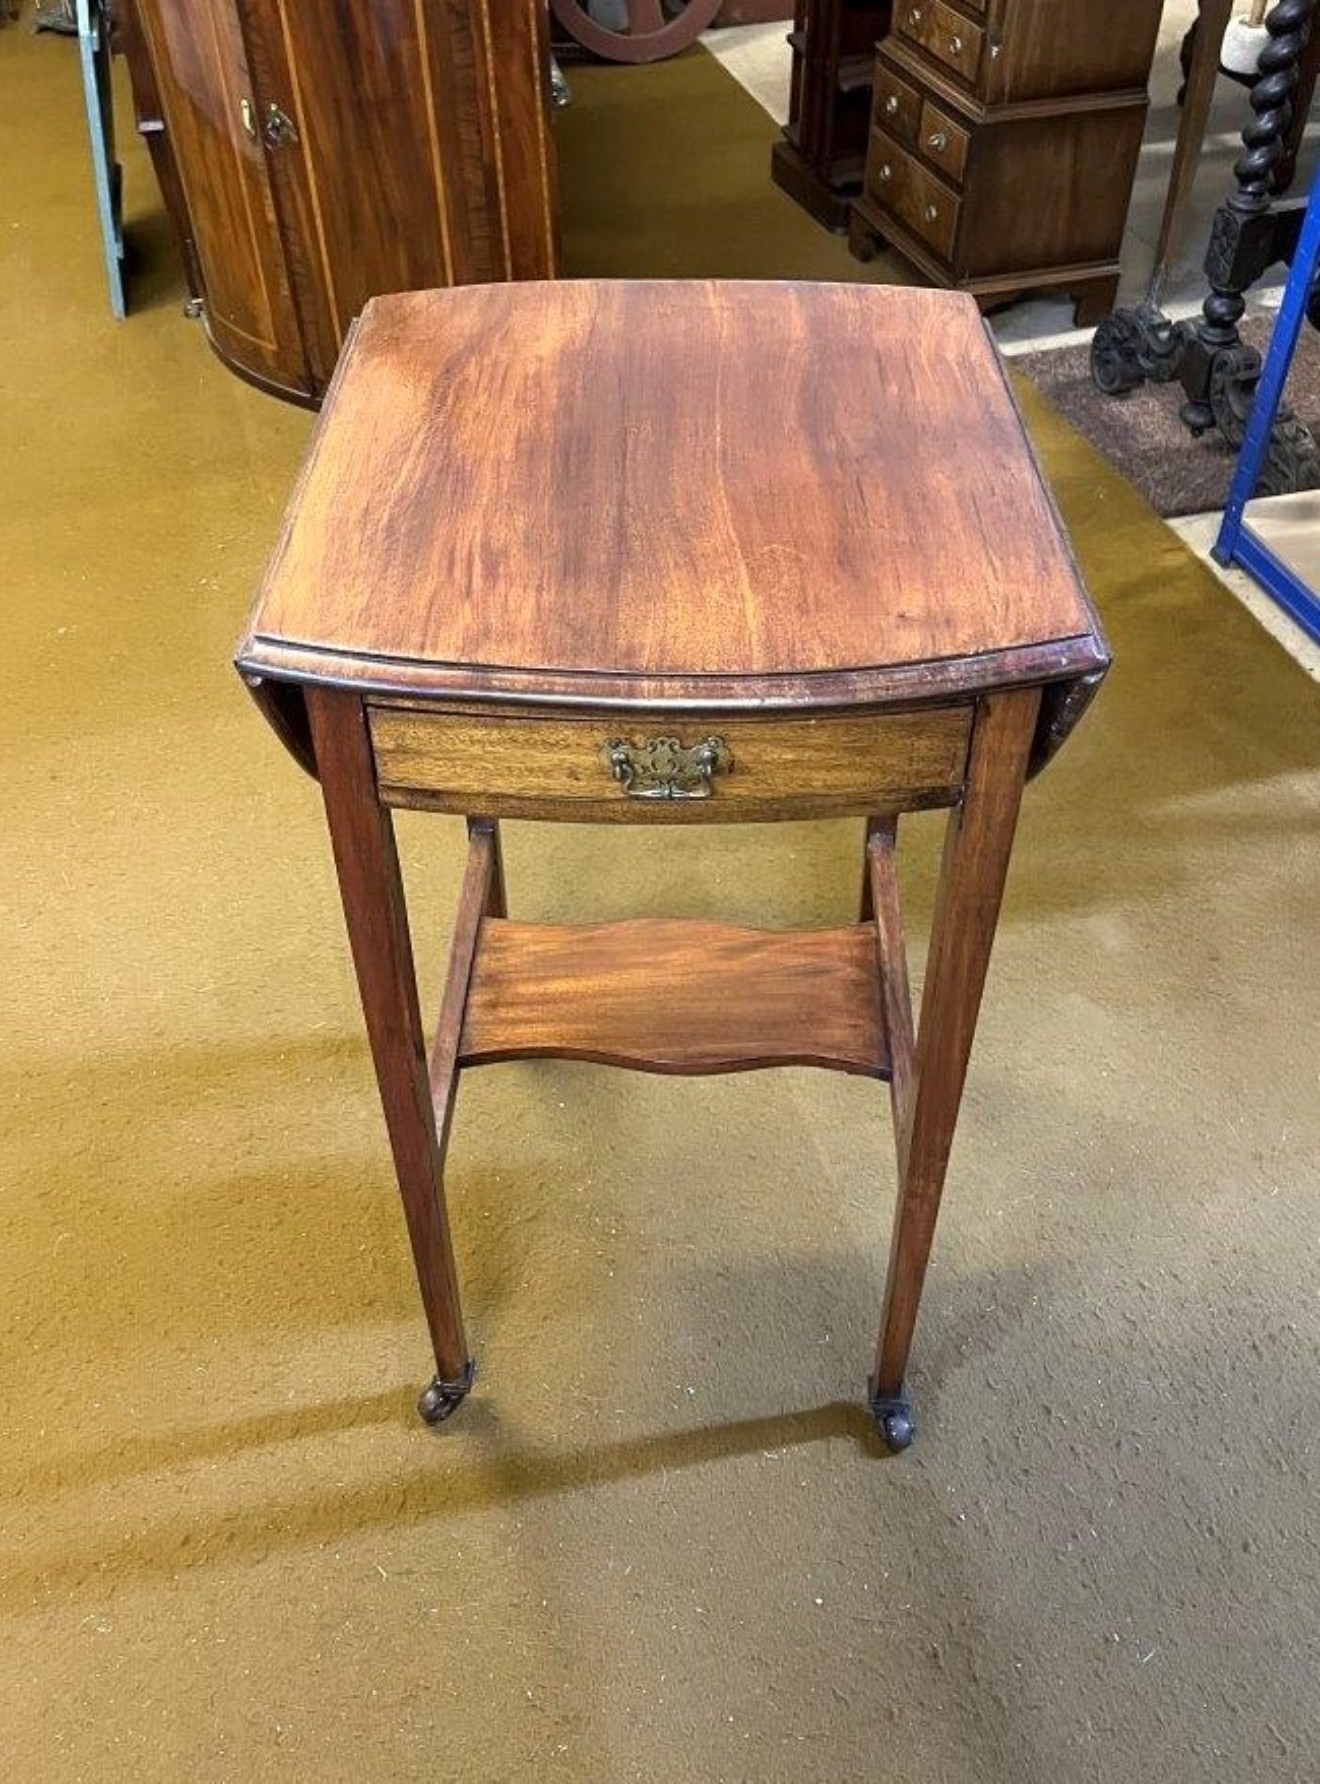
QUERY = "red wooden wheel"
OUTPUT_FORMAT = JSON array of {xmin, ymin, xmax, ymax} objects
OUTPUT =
[{"xmin": 550, "ymin": 0, "xmax": 724, "ymax": 64}]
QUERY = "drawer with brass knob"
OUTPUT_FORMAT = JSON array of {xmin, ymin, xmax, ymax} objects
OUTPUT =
[
  {"xmin": 864, "ymin": 131, "xmax": 960, "ymax": 261},
  {"xmin": 917, "ymin": 98, "xmax": 969, "ymax": 182},
  {"xmin": 870, "ymin": 62, "xmax": 922, "ymax": 150},
  {"xmin": 897, "ymin": 0, "xmax": 984, "ymax": 86}
]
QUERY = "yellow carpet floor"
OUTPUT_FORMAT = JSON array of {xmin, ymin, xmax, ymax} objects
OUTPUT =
[{"xmin": 3, "ymin": 21, "xmax": 1319, "ymax": 1784}]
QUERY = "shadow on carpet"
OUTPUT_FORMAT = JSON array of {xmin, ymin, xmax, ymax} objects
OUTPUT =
[{"xmin": 1016, "ymin": 313, "xmax": 1320, "ymax": 519}]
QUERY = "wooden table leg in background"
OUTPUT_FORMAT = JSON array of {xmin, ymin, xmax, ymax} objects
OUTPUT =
[
  {"xmin": 1153, "ymin": 0, "xmax": 1235, "ymax": 291},
  {"xmin": 868, "ymin": 688, "xmax": 1041, "ymax": 1449},
  {"xmin": 304, "ymin": 686, "xmax": 476, "ymax": 1424}
]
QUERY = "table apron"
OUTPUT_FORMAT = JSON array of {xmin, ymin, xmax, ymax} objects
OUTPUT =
[{"xmin": 366, "ymin": 701, "xmax": 975, "ymax": 821}]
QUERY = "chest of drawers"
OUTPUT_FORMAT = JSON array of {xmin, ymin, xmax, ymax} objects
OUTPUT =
[{"xmin": 848, "ymin": 0, "xmax": 1164, "ymax": 324}]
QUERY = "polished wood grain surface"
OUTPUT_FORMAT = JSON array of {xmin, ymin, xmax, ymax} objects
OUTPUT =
[
  {"xmin": 980, "ymin": 0, "xmax": 1163, "ymax": 105},
  {"xmin": 481, "ymin": 0, "xmax": 560, "ymax": 280},
  {"xmin": 367, "ymin": 701, "xmax": 972, "ymax": 821},
  {"xmin": 954, "ymin": 108, "xmax": 1147, "ymax": 278},
  {"xmin": 134, "ymin": 0, "xmax": 310, "ymax": 395},
  {"xmin": 459, "ymin": 918, "xmax": 889, "ymax": 1076},
  {"xmin": 240, "ymin": 281, "xmax": 1106, "ymax": 706}
]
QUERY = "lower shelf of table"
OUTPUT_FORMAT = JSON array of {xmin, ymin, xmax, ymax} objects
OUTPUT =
[{"xmin": 455, "ymin": 916, "xmax": 891, "ymax": 1078}]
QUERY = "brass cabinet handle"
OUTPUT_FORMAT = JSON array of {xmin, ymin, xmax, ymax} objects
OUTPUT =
[
  {"xmin": 606, "ymin": 735, "xmax": 731, "ymax": 800},
  {"xmin": 908, "ymin": 6, "xmax": 922, "ymax": 22},
  {"xmin": 927, "ymin": 129, "xmax": 948, "ymax": 152},
  {"xmin": 878, "ymin": 163, "xmax": 892, "ymax": 181},
  {"xmin": 949, "ymin": 34, "xmax": 963, "ymax": 53},
  {"xmin": 924, "ymin": 203, "xmax": 939, "ymax": 222},
  {"xmin": 884, "ymin": 93, "xmax": 899, "ymax": 114},
  {"xmin": 239, "ymin": 96, "xmax": 258, "ymax": 140}
]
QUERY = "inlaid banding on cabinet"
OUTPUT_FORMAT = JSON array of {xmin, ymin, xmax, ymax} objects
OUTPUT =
[{"xmin": 474, "ymin": 0, "xmax": 512, "ymax": 275}]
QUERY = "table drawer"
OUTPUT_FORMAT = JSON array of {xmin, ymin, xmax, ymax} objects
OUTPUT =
[
  {"xmin": 896, "ymin": 0, "xmax": 984, "ymax": 87},
  {"xmin": 918, "ymin": 98, "xmax": 970, "ymax": 185},
  {"xmin": 871, "ymin": 62, "xmax": 922, "ymax": 150},
  {"xmin": 866, "ymin": 133, "xmax": 961, "ymax": 262},
  {"xmin": 368, "ymin": 703, "xmax": 972, "ymax": 821}
]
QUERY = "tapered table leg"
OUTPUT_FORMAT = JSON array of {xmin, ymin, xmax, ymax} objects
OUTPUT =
[
  {"xmin": 869, "ymin": 688, "xmax": 1041, "ymax": 1450},
  {"xmin": 305, "ymin": 686, "xmax": 474, "ymax": 1423}
]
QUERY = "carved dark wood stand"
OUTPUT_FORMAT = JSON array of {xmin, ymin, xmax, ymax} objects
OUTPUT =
[
  {"xmin": 1091, "ymin": 0, "xmax": 1320, "ymax": 495},
  {"xmin": 770, "ymin": 0, "xmax": 893, "ymax": 232},
  {"xmin": 238, "ymin": 280, "xmax": 1109, "ymax": 1455}
]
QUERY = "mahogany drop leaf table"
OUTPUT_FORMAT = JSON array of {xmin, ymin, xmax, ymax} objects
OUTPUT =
[{"xmin": 236, "ymin": 280, "xmax": 1108, "ymax": 1451}]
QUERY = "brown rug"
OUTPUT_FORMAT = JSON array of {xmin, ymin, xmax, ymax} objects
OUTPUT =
[{"xmin": 1016, "ymin": 311, "xmax": 1320, "ymax": 518}]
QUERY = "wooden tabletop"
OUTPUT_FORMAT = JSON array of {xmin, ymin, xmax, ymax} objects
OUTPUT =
[{"xmin": 238, "ymin": 280, "xmax": 1107, "ymax": 712}]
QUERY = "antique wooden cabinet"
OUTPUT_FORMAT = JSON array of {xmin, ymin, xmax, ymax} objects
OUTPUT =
[
  {"xmin": 125, "ymin": 0, "xmax": 559, "ymax": 403},
  {"xmin": 771, "ymin": 0, "xmax": 892, "ymax": 229},
  {"xmin": 848, "ymin": 0, "xmax": 1164, "ymax": 323}
]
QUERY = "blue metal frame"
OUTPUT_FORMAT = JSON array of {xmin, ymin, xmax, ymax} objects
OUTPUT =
[
  {"xmin": 1212, "ymin": 156, "xmax": 1320, "ymax": 645},
  {"xmin": 76, "ymin": 0, "xmax": 126, "ymax": 319}
]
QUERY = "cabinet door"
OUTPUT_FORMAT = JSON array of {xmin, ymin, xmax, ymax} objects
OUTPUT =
[
  {"xmin": 477, "ymin": 0, "xmax": 560, "ymax": 281},
  {"xmin": 240, "ymin": 0, "xmax": 559, "ymax": 391},
  {"xmin": 132, "ymin": 0, "xmax": 312, "ymax": 397}
]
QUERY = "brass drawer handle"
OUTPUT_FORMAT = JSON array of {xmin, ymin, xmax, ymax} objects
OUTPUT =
[
  {"xmin": 928, "ymin": 129, "xmax": 949, "ymax": 152},
  {"xmin": 924, "ymin": 203, "xmax": 940, "ymax": 222},
  {"xmin": 878, "ymin": 163, "xmax": 892, "ymax": 181},
  {"xmin": 908, "ymin": 6, "xmax": 922, "ymax": 21},
  {"xmin": 884, "ymin": 93, "xmax": 900, "ymax": 114},
  {"xmin": 949, "ymin": 33, "xmax": 963, "ymax": 53},
  {"xmin": 606, "ymin": 735, "xmax": 731, "ymax": 800}
]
